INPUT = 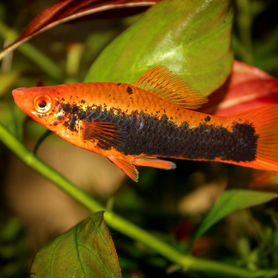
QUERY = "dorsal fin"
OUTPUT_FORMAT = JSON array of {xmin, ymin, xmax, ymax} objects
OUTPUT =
[{"xmin": 134, "ymin": 66, "xmax": 207, "ymax": 109}]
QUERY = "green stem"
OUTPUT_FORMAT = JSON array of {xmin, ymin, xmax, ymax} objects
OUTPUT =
[
  {"xmin": 0, "ymin": 123, "xmax": 276, "ymax": 278},
  {"xmin": 0, "ymin": 21, "xmax": 63, "ymax": 81}
]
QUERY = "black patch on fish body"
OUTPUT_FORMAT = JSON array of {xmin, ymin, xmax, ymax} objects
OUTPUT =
[
  {"xmin": 126, "ymin": 86, "xmax": 133, "ymax": 95},
  {"xmin": 204, "ymin": 116, "xmax": 211, "ymax": 122},
  {"xmin": 61, "ymin": 103, "xmax": 72, "ymax": 113},
  {"xmin": 60, "ymin": 103, "xmax": 258, "ymax": 162},
  {"xmin": 72, "ymin": 105, "xmax": 80, "ymax": 114},
  {"xmin": 68, "ymin": 117, "xmax": 78, "ymax": 131},
  {"xmin": 77, "ymin": 109, "xmax": 87, "ymax": 120},
  {"xmin": 58, "ymin": 103, "xmax": 79, "ymax": 131}
]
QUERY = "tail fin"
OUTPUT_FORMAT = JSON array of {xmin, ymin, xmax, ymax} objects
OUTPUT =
[{"xmin": 231, "ymin": 105, "xmax": 277, "ymax": 172}]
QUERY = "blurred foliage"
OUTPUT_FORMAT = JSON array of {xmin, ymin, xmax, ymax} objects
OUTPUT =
[
  {"xmin": 0, "ymin": 0, "xmax": 277, "ymax": 277},
  {"xmin": 0, "ymin": 218, "xmax": 29, "ymax": 278},
  {"xmin": 233, "ymin": 0, "xmax": 277, "ymax": 73}
]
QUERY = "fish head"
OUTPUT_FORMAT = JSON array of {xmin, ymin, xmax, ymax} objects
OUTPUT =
[
  {"xmin": 13, "ymin": 86, "xmax": 56, "ymax": 123},
  {"xmin": 12, "ymin": 86, "xmax": 77, "ymax": 137}
]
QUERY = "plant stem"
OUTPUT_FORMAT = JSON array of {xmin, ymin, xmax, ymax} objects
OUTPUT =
[
  {"xmin": 0, "ymin": 123, "xmax": 276, "ymax": 278},
  {"xmin": 0, "ymin": 21, "xmax": 63, "ymax": 81}
]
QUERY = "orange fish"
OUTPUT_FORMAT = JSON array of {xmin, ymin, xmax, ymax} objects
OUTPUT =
[{"xmin": 12, "ymin": 67, "xmax": 277, "ymax": 181}]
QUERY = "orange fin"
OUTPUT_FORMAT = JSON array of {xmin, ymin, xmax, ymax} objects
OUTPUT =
[
  {"xmin": 81, "ymin": 121, "xmax": 122, "ymax": 148},
  {"xmin": 134, "ymin": 157, "xmax": 176, "ymax": 170},
  {"xmin": 230, "ymin": 106, "xmax": 278, "ymax": 172},
  {"xmin": 108, "ymin": 155, "xmax": 139, "ymax": 182},
  {"xmin": 134, "ymin": 66, "xmax": 207, "ymax": 109}
]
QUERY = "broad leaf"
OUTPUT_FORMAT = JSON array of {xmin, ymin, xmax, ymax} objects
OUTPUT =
[
  {"xmin": 86, "ymin": 0, "xmax": 233, "ymax": 96},
  {"xmin": 201, "ymin": 61, "xmax": 278, "ymax": 116},
  {"xmin": 0, "ymin": 0, "xmax": 159, "ymax": 60},
  {"xmin": 193, "ymin": 190, "xmax": 277, "ymax": 243},
  {"xmin": 31, "ymin": 213, "xmax": 122, "ymax": 278}
]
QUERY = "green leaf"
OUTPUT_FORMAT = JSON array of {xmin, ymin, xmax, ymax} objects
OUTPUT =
[
  {"xmin": 85, "ymin": 0, "xmax": 233, "ymax": 96},
  {"xmin": 31, "ymin": 212, "xmax": 122, "ymax": 278},
  {"xmin": 193, "ymin": 190, "xmax": 277, "ymax": 243}
]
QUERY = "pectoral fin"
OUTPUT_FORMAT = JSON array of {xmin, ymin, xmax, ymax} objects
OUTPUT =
[
  {"xmin": 134, "ymin": 66, "xmax": 207, "ymax": 109},
  {"xmin": 81, "ymin": 121, "xmax": 122, "ymax": 148},
  {"xmin": 108, "ymin": 155, "xmax": 139, "ymax": 182}
]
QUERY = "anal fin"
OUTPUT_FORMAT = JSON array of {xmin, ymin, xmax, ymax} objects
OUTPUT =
[
  {"xmin": 134, "ymin": 157, "xmax": 176, "ymax": 170},
  {"xmin": 108, "ymin": 155, "xmax": 139, "ymax": 182}
]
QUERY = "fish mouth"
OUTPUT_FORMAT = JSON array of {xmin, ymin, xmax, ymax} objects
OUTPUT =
[
  {"xmin": 12, "ymin": 87, "xmax": 27, "ymax": 103},
  {"xmin": 12, "ymin": 87, "xmax": 32, "ymax": 113},
  {"xmin": 12, "ymin": 87, "xmax": 28, "ymax": 97}
]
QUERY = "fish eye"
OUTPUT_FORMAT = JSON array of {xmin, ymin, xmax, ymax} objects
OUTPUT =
[{"xmin": 34, "ymin": 95, "xmax": 52, "ymax": 113}]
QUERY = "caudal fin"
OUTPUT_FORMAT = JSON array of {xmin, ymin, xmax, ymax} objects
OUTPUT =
[{"xmin": 232, "ymin": 105, "xmax": 277, "ymax": 172}]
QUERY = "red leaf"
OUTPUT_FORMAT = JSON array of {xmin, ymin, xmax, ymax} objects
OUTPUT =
[
  {"xmin": 0, "ymin": 0, "xmax": 160, "ymax": 60},
  {"xmin": 201, "ymin": 61, "xmax": 278, "ymax": 116}
]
